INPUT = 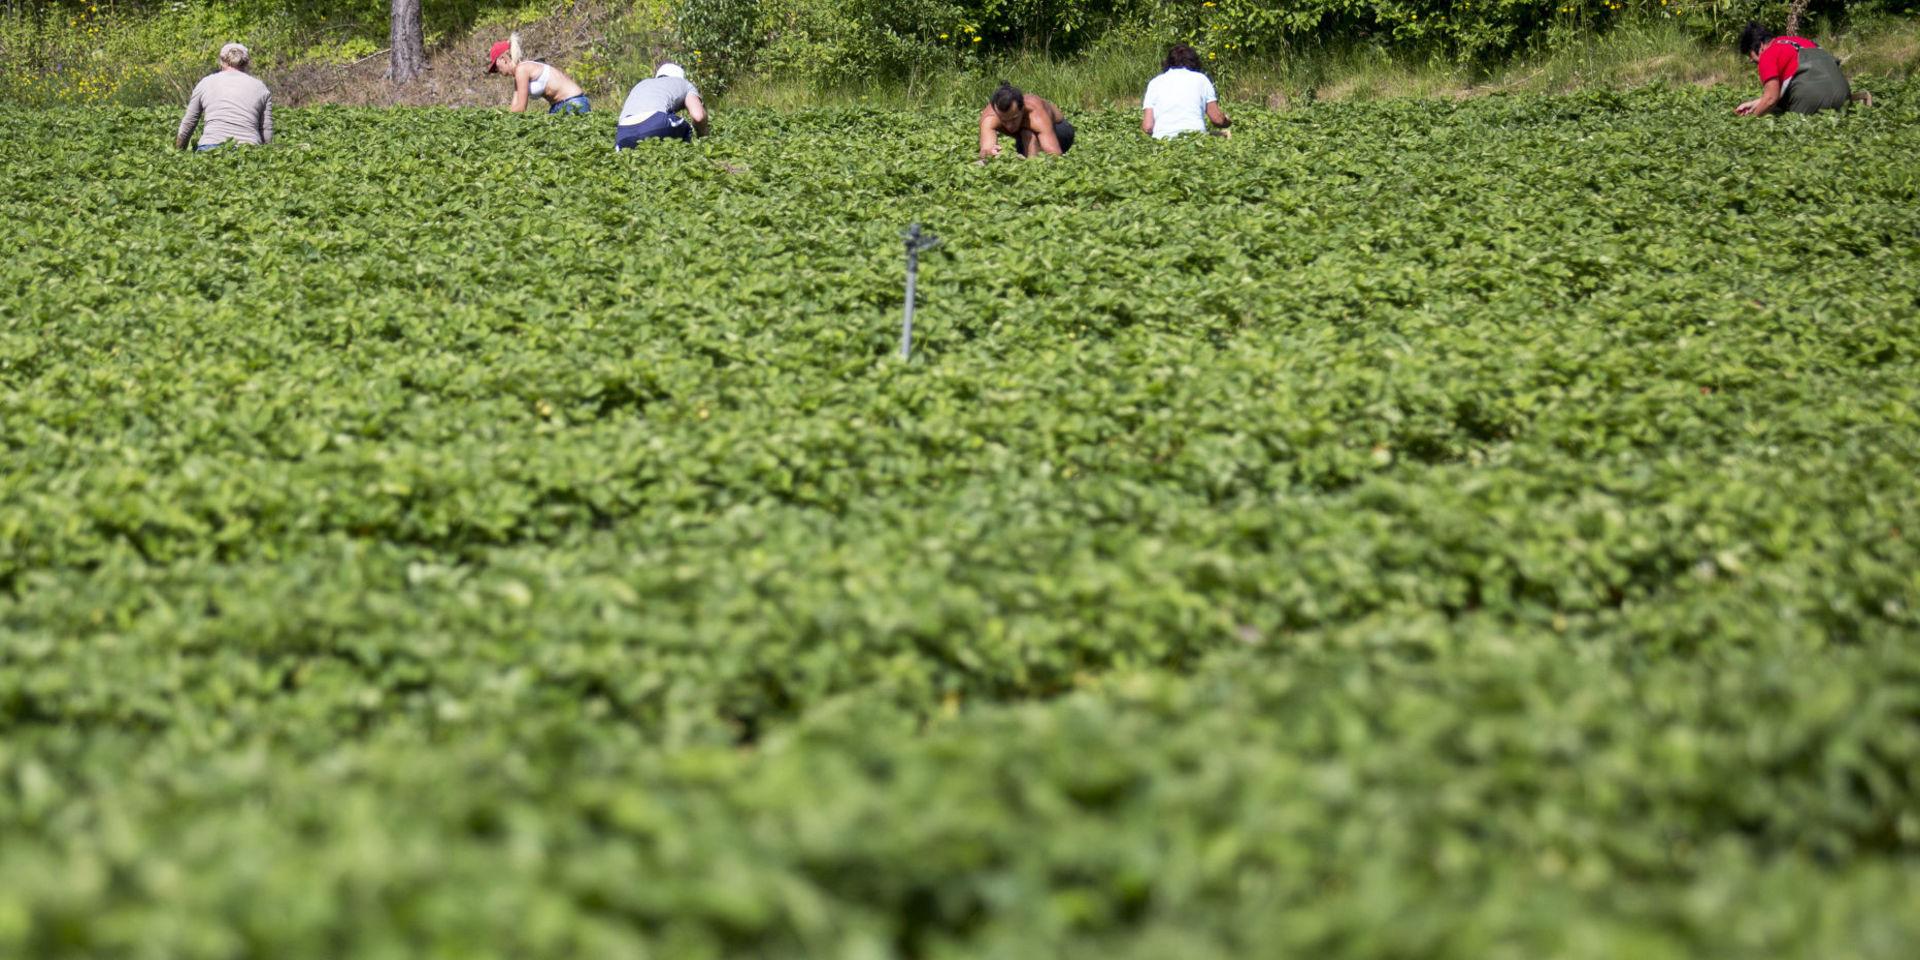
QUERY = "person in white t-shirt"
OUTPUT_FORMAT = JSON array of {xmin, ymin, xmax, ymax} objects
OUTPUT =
[
  {"xmin": 1142, "ymin": 44, "xmax": 1231, "ymax": 140},
  {"xmin": 615, "ymin": 63, "xmax": 708, "ymax": 149}
]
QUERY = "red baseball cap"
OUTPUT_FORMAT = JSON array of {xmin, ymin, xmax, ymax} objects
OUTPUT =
[{"xmin": 485, "ymin": 40, "xmax": 511, "ymax": 71}]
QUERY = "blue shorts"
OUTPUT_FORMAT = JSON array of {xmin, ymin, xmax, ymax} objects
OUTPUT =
[
  {"xmin": 615, "ymin": 112, "xmax": 692, "ymax": 149},
  {"xmin": 549, "ymin": 95, "xmax": 590, "ymax": 114}
]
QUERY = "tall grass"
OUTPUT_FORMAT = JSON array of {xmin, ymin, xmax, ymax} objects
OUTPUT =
[
  {"xmin": 4, "ymin": 1, "xmax": 1913, "ymax": 109},
  {"xmin": 720, "ymin": 13, "xmax": 1920, "ymax": 110}
]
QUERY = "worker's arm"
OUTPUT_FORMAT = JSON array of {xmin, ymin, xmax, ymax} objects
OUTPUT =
[
  {"xmin": 176, "ymin": 88, "xmax": 203, "ymax": 150},
  {"xmin": 510, "ymin": 67, "xmax": 531, "ymax": 113},
  {"xmin": 1206, "ymin": 100, "xmax": 1231, "ymax": 135},
  {"xmin": 685, "ymin": 94, "xmax": 709, "ymax": 136},
  {"xmin": 1141, "ymin": 107, "xmax": 1155, "ymax": 136},
  {"xmin": 979, "ymin": 109, "xmax": 1001, "ymax": 159},
  {"xmin": 260, "ymin": 93, "xmax": 273, "ymax": 144},
  {"xmin": 1030, "ymin": 119, "xmax": 1062, "ymax": 156},
  {"xmin": 1736, "ymin": 79, "xmax": 1784, "ymax": 116}
]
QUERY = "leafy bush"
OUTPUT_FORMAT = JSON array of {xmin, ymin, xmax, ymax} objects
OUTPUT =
[
  {"xmin": 0, "ymin": 0, "xmax": 565, "ymax": 105},
  {"xmin": 675, "ymin": 0, "xmax": 1152, "ymax": 89},
  {"xmin": 0, "ymin": 0, "xmax": 276, "ymax": 105},
  {"xmin": 674, "ymin": 0, "xmax": 766, "ymax": 89},
  {"xmin": 1, "ymin": 1, "xmax": 1901, "ymax": 101},
  {"xmin": 758, "ymin": 0, "xmax": 967, "ymax": 89},
  {"xmin": 1154, "ymin": 0, "xmax": 1871, "ymax": 65},
  {"xmin": 667, "ymin": 0, "xmax": 1891, "ymax": 89}
]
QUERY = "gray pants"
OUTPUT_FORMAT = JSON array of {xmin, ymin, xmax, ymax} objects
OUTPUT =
[{"xmin": 1782, "ymin": 48, "xmax": 1851, "ymax": 114}]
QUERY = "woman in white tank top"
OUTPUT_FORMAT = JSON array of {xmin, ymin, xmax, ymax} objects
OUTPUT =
[{"xmin": 487, "ymin": 34, "xmax": 590, "ymax": 114}]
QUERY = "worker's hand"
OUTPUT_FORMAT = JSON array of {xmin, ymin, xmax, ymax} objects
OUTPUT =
[
  {"xmin": 1734, "ymin": 99, "xmax": 1760, "ymax": 116},
  {"xmin": 979, "ymin": 142, "xmax": 999, "ymax": 162}
]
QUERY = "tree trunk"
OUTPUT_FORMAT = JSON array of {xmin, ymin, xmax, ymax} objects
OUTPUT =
[
  {"xmin": 389, "ymin": 0, "xmax": 427, "ymax": 83},
  {"xmin": 1785, "ymin": 0, "xmax": 1811, "ymax": 34}
]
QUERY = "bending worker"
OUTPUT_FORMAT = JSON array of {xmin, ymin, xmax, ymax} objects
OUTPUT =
[
  {"xmin": 1736, "ymin": 22, "xmax": 1852, "ymax": 116},
  {"xmin": 487, "ymin": 34, "xmax": 590, "ymax": 114},
  {"xmin": 1142, "ymin": 44, "xmax": 1230, "ymax": 139},
  {"xmin": 977, "ymin": 81, "xmax": 1074, "ymax": 160},
  {"xmin": 616, "ymin": 64, "xmax": 708, "ymax": 148},
  {"xmin": 176, "ymin": 43, "xmax": 271, "ymax": 151}
]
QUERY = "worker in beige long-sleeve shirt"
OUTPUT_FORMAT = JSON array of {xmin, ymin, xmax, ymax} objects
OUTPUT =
[{"xmin": 176, "ymin": 43, "xmax": 272, "ymax": 151}]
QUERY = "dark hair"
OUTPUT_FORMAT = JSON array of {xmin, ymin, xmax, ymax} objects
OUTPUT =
[
  {"xmin": 990, "ymin": 80, "xmax": 1024, "ymax": 114},
  {"xmin": 1164, "ymin": 43, "xmax": 1204, "ymax": 73},
  {"xmin": 1738, "ymin": 21, "xmax": 1776, "ymax": 58}
]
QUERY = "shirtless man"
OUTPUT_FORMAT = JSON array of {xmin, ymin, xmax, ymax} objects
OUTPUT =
[{"xmin": 978, "ymin": 81, "xmax": 1074, "ymax": 161}]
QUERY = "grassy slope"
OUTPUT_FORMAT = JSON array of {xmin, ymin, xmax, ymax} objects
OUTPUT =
[
  {"xmin": 5, "ymin": 4, "xmax": 1916, "ymax": 109},
  {"xmin": 674, "ymin": 15, "xmax": 1920, "ymax": 109}
]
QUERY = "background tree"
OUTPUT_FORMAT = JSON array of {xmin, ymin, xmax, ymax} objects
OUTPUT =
[
  {"xmin": 1785, "ymin": 0, "xmax": 1812, "ymax": 33},
  {"xmin": 390, "ymin": 0, "xmax": 426, "ymax": 82}
]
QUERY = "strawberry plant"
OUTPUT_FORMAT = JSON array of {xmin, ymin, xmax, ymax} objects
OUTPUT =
[{"xmin": 1, "ymin": 86, "xmax": 1918, "ymax": 957}]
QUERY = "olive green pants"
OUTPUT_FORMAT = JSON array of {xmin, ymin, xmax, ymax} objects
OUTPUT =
[{"xmin": 1781, "ymin": 48, "xmax": 1851, "ymax": 114}]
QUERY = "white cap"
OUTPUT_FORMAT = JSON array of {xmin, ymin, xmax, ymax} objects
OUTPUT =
[{"xmin": 655, "ymin": 63, "xmax": 685, "ymax": 80}]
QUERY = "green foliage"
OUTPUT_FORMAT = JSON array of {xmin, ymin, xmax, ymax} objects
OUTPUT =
[
  {"xmin": 672, "ymin": 0, "xmax": 1138, "ymax": 90},
  {"xmin": 673, "ymin": 0, "xmax": 766, "ymax": 89},
  {"xmin": 573, "ymin": 0, "xmax": 678, "ymax": 99},
  {"xmin": 0, "ymin": 0, "xmax": 559, "ymax": 106},
  {"xmin": 0, "ymin": 0, "xmax": 275, "ymax": 105},
  {"xmin": 662, "ymin": 0, "xmax": 1895, "ymax": 90},
  {"xmin": 759, "ymin": 0, "xmax": 967, "ymax": 89},
  {"xmin": 2, "ymin": 2, "xmax": 1906, "ymax": 103},
  {"xmin": 2, "ymin": 85, "xmax": 1920, "ymax": 955},
  {"xmin": 1160, "ymin": 0, "xmax": 1869, "ymax": 66}
]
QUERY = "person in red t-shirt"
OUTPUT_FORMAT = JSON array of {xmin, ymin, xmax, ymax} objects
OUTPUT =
[{"xmin": 1735, "ymin": 22, "xmax": 1853, "ymax": 116}]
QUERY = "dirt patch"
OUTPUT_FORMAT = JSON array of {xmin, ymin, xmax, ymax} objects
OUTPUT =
[{"xmin": 275, "ymin": 5, "xmax": 618, "ymax": 108}]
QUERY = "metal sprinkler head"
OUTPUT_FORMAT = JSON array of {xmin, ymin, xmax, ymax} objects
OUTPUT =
[
  {"xmin": 903, "ymin": 222, "xmax": 942, "ymax": 255},
  {"xmin": 900, "ymin": 224, "xmax": 941, "ymax": 361}
]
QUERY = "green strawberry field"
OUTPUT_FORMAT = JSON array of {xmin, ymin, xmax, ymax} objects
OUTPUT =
[{"xmin": 2, "ymin": 84, "xmax": 1919, "ymax": 957}]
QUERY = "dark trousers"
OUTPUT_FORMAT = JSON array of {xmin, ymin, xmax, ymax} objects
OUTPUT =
[
  {"xmin": 1024, "ymin": 119, "xmax": 1075, "ymax": 156},
  {"xmin": 615, "ymin": 112, "xmax": 692, "ymax": 149},
  {"xmin": 1782, "ymin": 49, "xmax": 1851, "ymax": 114}
]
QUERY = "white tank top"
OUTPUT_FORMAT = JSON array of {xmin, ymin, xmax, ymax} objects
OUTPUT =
[{"xmin": 527, "ymin": 63, "xmax": 551, "ymax": 98}]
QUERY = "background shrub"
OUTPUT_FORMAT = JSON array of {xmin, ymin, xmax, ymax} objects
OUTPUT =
[{"xmin": 0, "ymin": 1, "xmax": 1910, "ymax": 104}]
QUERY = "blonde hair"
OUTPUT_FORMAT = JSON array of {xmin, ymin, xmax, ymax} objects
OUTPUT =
[
  {"xmin": 507, "ymin": 32, "xmax": 524, "ymax": 68},
  {"xmin": 219, "ymin": 42, "xmax": 250, "ymax": 71}
]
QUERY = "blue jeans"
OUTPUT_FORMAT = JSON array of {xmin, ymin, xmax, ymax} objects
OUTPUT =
[
  {"xmin": 549, "ymin": 95, "xmax": 590, "ymax": 114},
  {"xmin": 194, "ymin": 141, "xmax": 227, "ymax": 152},
  {"xmin": 615, "ymin": 112, "xmax": 692, "ymax": 149}
]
